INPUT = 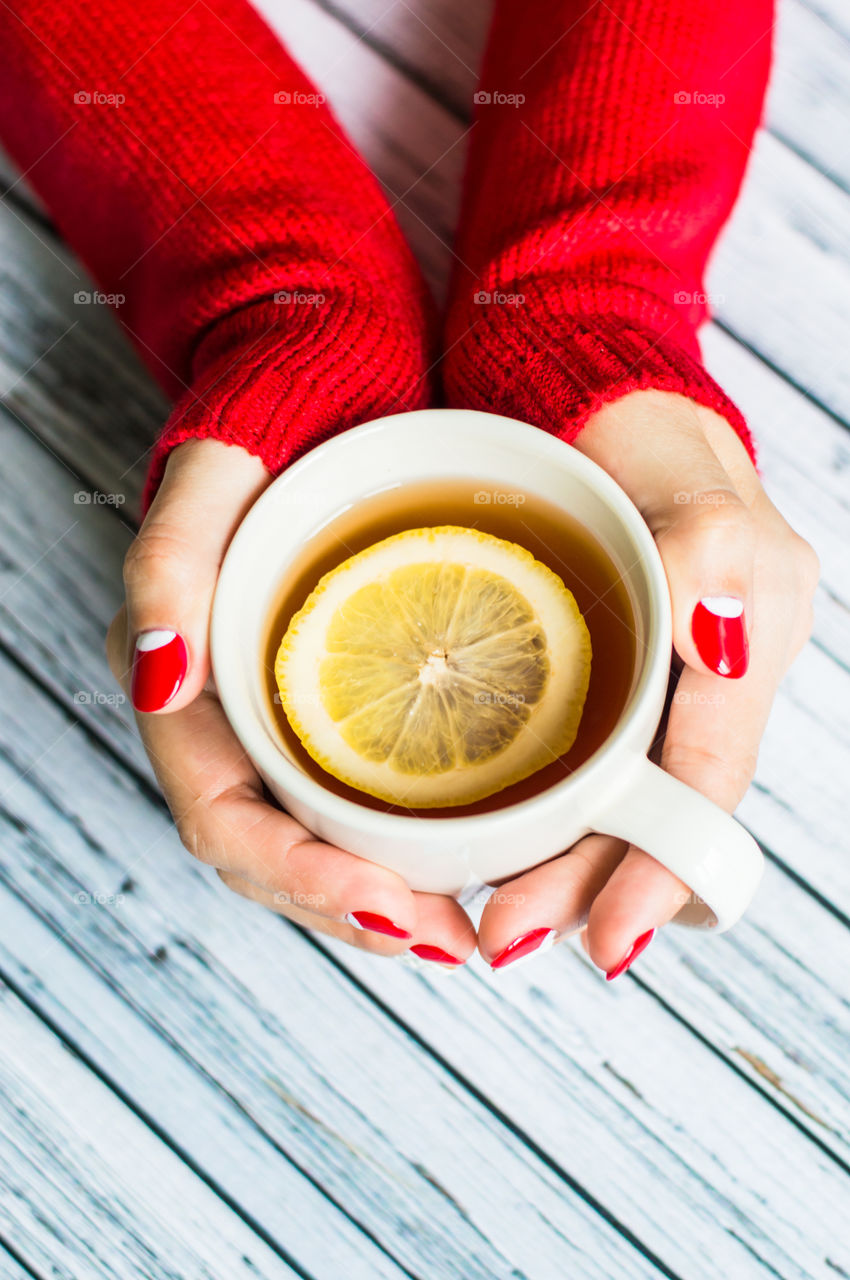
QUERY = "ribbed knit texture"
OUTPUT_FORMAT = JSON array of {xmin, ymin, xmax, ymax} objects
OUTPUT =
[
  {"xmin": 442, "ymin": 0, "xmax": 773, "ymax": 463},
  {"xmin": 0, "ymin": 0, "xmax": 436, "ymax": 508}
]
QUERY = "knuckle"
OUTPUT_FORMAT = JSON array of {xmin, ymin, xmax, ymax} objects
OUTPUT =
[
  {"xmin": 204, "ymin": 782, "xmax": 311, "ymax": 890},
  {"xmin": 175, "ymin": 806, "xmax": 217, "ymax": 866},
  {"xmin": 691, "ymin": 493, "xmax": 755, "ymax": 542},
  {"xmin": 790, "ymin": 534, "xmax": 820, "ymax": 596},
  {"xmin": 658, "ymin": 489, "xmax": 755, "ymax": 550},
  {"xmin": 665, "ymin": 741, "xmax": 758, "ymax": 803},
  {"xmin": 273, "ymin": 848, "xmax": 314, "ymax": 908},
  {"xmin": 122, "ymin": 524, "xmax": 200, "ymax": 594},
  {"xmin": 175, "ymin": 814, "xmax": 201, "ymax": 860}
]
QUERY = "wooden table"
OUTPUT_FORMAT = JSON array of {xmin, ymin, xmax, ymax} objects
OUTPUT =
[{"xmin": 1, "ymin": 1, "xmax": 848, "ymax": 1276}]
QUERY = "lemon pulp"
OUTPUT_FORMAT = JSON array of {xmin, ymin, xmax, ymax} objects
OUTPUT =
[{"xmin": 274, "ymin": 526, "xmax": 591, "ymax": 807}]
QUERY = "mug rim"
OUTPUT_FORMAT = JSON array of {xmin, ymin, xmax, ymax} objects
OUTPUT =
[{"xmin": 211, "ymin": 408, "xmax": 671, "ymax": 834}]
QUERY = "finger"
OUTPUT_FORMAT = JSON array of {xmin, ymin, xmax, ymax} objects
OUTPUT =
[
  {"xmin": 582, "ymin": 843, "xmax": 687, "ymax": 978},
  {"xmin": 135, "ymin": 684, "xmax": 420, "ymax": 947},
  {"xmin": 218, "ymin": 872, "xmax": 477, "ymax": 965},
  {"xmin": 583, "ymin": 656, "xmax": 771, "ymax": 975},
  {"xmin": 214, "ymin": 868, "xmax": 413, "ymax": 954},
  {"xmin": 584, "ymin": 490, "xmax": 821, "ymax": 977},
  {"xmin": 656, "ymin": 491, "xmax": 755, "ymax": 681},
  {"xmin": 215, "ymin": 867, "xmax": 356, "ymax": 932},
  {"xmin": 477, "ymin": 834, "xmax": 627, "ymax": 969},
  {"xmin": 121, "ymin": 439, "xmax": 270, "ymax": 713},
  {"xmin": 407, "ymin": 893, "xmax": 478, "ymax": 966},
  {"xmin": 573, "ymin": 390, "xmax": 756, "ymax": 679}
]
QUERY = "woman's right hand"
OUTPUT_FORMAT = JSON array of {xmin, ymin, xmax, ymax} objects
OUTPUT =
[{"xmin": 106, "ymin": 439, "xmax": 475, "ymax": 967}]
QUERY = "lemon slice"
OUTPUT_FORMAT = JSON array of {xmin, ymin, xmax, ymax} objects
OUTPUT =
[{"xmin": 274, "ymin": 526, "xmax": 591, "ymax": 807}]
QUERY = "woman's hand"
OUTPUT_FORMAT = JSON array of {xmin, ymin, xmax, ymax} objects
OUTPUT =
[
  {"xmin": 476, "ymin": 390, "xmax": 820, "ymax": 977},
  {"xmin": 106, "ymin": 440, "xmax": 475, "ymax": 967}
]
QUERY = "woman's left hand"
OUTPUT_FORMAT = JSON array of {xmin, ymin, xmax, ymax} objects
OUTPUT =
[{"xmin": 476, "ymin": 389, "xmax": 819, "ymax": 977}]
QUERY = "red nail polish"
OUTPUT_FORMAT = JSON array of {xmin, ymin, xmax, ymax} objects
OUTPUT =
[
  {"xmin": 692, "ymin": 597, "xmax": 749, "ymax": 678},
  {"xmin": 490, "ymin": 926, "xmax": 557, "ymax": 970},
  {"xmin": 345, "ymin": 911, "xmax": 412, "ymax": 939},
  {"xmin": 131, "ymin": 630, "xmax": 188, "ymax": 712},
  {"xmin": 409, "ymin": 944, "xmax": 465, "ymax": 966},
  {"xmin": 606, "ymin": 928, "xmax": 655, "ymax": 981}
]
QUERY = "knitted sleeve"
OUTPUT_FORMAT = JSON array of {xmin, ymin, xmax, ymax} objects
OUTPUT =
[
  {"xmin": 0, "ymin": 0, "xmax": 435, "ymax": 508},
  {"xmin": 442, "ymin": 0, "xmax": 773, "ymax": 463}
]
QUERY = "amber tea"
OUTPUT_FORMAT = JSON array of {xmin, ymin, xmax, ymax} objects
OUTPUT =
[{"xmin": 262, "ymin": 478, "xmax": 636, "ymax": 818}]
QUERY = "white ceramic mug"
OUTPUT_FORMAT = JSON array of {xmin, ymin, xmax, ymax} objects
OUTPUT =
[{"xmin": 211, "ymin": 408, "xmax": 763, "ymax": 932}]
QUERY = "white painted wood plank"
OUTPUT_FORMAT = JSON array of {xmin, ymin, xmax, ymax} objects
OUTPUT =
[
  {"xmin": 0, "ymin": 1243, "xmax": 36, "ymax": 1280},
  {"xmin": 0, "ymin": 657, "xmax": 664, "ymax": 1280},
  {"xmin": 327, "ymin": 951, "xmax": 850, "ymax": 1280},
  {"xmin": 0, "ymin": 403, "xmax": 152, "ymax": 780},
  {"xmin": 0, "ymin": 202, "xmax": 164, "ymax": 523},
  {"xmin": 771, "ymin": 0, "xmax": 850, "ymax": 193},
  {"xmin": 707, "ymin": 129, "xmax": 850, "ymax": 425},
  {"xmin": 638, "ymin": 868, "xmax": 850, "ymax": 1147},
  {"xmin": 0, "ymin": 894, "xmax": 410, "ymax": 1278},
  {"xmin": 798, "ymin": 0, "xmax": 850, "ymax": 40},
  {"xmin": 701, "ymin": 324, "xmax": 850, "ymax": 911},
  {"xmin": 271, "ymin": 0, "xmax": 489, "ymax": 119},
  {"xmin": 2, "ymin": 646, "xmax": 850, "ymax": 1279},
  {"xmin": 0, "ymin": 985, "xmax": 299, "ymax": 1280}
]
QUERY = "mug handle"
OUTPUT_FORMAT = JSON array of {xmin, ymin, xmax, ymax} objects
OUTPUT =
[{"xmin": 590, "ymin": 755, "xmax": 764, "ymax": 932}]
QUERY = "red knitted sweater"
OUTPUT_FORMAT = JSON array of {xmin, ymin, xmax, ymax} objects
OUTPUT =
[
  {"xmin": 443, "ymin": 0, "xmax": 771, "ymax": 463},
  {"xmin": 0, "ymin": 0, "xmax": 770, "ymax": 509}
]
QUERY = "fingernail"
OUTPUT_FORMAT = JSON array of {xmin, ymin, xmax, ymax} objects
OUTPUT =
[
  {"xmin": 131, "ymin": 629, "xmax": 188, "ymax": 712},
  {"xmin": 409, "ymin": 944, "xmax": 465, "ymax": 966},
  {"xmin": 606, "ymin": 928, "xmax": 655, "ymax": 981},
  {"xmin": 692, "ymin": 597, "xmax": 749, "ymax": 678},
  {"xmin": 345, "ymin": 911, "xmax": 412, "ymax": 940},
  {"xmin": 490, "ymin": 926, "xmax": 558, "ymax": 971}
]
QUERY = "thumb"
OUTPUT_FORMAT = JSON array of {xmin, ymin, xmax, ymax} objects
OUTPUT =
[
  {"xmin": 573, "ymin": 390, "xmax": 756, "ymax": 681},
  {"xmin": 653, "ymin": 476, "xmax": 755, "ymax": 681},
  {"xmin": 123, "ymin": 440, "xmax": 271, "ymax": 713}
]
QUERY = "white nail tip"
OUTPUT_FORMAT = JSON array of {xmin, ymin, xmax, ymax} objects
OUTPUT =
[
  {"xmin": 344, "ymin": 912, "xmax": 365, "ymax": 930},
  {"xmin": 699, "ymin": 596, "xmax": 744, "ymax": 619},
  {"xmin": 135, "ymin": 629, "xmax": 178, "ymax": 652},
  {"xmin": 537, "ymin": 927, "xmax": 558, "ymax": 952}
]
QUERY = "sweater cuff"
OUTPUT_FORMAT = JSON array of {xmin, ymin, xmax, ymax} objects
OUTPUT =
[
  {"xmin": 142, "ymin": 290, "xmax": 434, "ymax": 511},
  {"xmin": 442, "ymin": 286, "xmax": 757, "ymax": 469}
]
